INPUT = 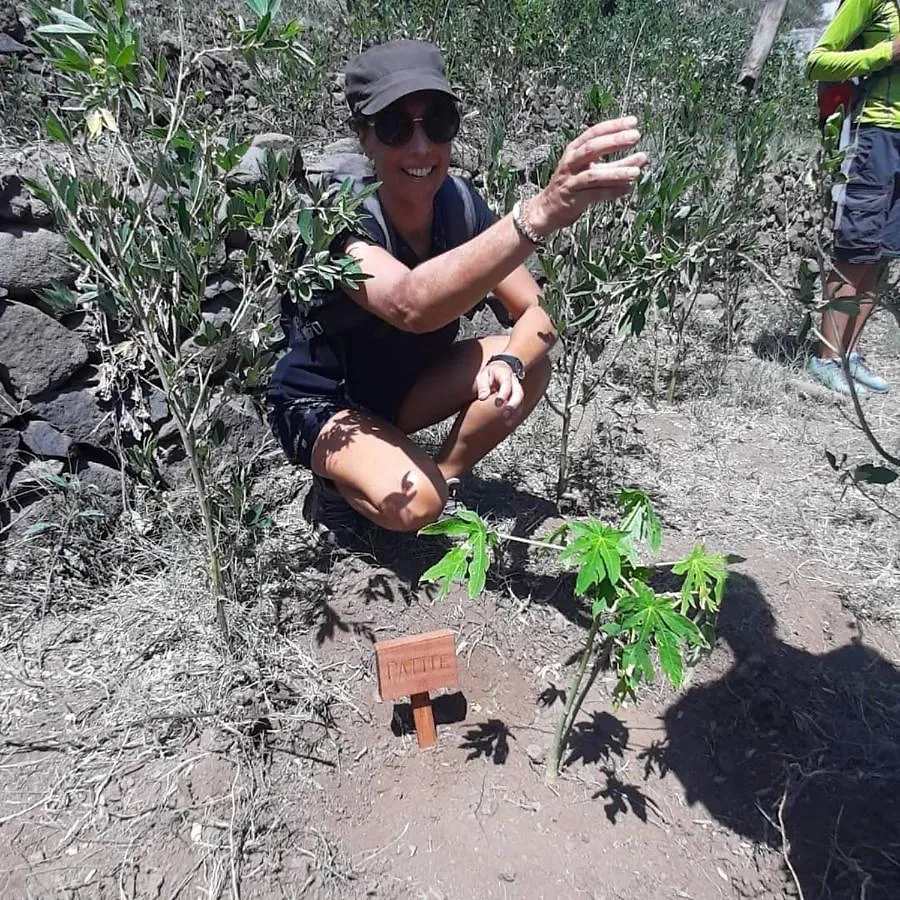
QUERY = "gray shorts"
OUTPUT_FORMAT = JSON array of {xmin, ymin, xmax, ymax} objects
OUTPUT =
[{"xmin": 834, "ymin": 125, "xmax": 900, "ymax": 264}]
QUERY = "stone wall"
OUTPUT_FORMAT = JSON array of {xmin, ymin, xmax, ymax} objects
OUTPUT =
[{"xmin": 0, "ymin": 137, "xmax": 289, "ymax": 538}]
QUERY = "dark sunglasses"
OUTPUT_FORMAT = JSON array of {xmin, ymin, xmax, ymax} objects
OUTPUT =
[{"xmin": 365, "ymin": 99, "xmax": 460, "ymax": 147}]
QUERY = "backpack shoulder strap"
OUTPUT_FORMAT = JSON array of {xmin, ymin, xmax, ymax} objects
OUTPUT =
[
  {"xmin": 357, "ymin": 181, "xmax": 395, "ymax": 256},
  {"xmin": 449, "ymin": 174, "xmax": 478, "ymax": 240},
  {"xmin": 437, "ymin": 174, "xmax": 480, "ymax": 249}
]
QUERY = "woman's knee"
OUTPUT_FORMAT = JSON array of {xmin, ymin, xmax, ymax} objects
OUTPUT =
[{"xmin": 370, "ymin": 468, "xmax": 447, "ymax": 532}]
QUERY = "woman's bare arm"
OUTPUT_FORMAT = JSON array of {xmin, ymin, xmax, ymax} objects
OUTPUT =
[
  {"xmin": 490, "ymin": 265, "xmax": 557, "ymax": 370},
  {"xmin": 341, "ymin": 116, "xmax": 646, "ymax": 334}
]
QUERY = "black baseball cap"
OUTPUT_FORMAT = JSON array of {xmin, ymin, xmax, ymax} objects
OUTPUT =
[{"xmin": 344, "ymin": 40, "xmax": 458, "ymax": 117}]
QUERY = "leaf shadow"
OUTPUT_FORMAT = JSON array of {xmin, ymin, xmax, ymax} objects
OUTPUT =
[{"xmin": 459, "ymin": 719, "xmax": 514, "ymax": 764}]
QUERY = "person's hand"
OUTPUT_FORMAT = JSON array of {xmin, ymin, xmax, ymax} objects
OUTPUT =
[
  {"xmin": 527, "ymin": 115, "xmax": 648, "ymax": 236},
  {"xmin": 475, "ymin": 359, "xmax": 524, "ymax": 418}
]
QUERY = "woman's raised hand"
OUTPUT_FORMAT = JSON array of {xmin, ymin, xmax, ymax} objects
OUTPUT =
[{"xmin": 527, "ymin": 116, "xmax": 647, "ymax": 236}]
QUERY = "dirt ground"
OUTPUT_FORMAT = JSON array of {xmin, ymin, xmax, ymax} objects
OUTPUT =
[{"xmin": 3, "ymin": 297, "xmax": 900, "ymax": 900}]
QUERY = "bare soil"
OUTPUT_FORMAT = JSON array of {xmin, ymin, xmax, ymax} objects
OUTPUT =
[{"xmin": 2, "ymin": 299, "xmax": 900, "ymax": 900}]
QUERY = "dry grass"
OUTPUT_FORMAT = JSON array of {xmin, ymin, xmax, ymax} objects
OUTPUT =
[
  {"xmin": 2, "ymin": 290, "xmax": 899, "ymax": 896},
  {"xmin": 0, "ymin": 473, "xmax": 365, "ymax": 898}
]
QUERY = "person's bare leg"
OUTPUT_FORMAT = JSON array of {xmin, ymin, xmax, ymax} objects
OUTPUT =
[
  {"xmin": 817, "ymin": 260, "xmax": 881, "ymax": 358},
  {"xmin": 310, "ymin": 409, "xmax": 447, "ymax": 532},
  {"xmin": 395, "ymin": 336, "xmax": 552, "ymax": 480}
]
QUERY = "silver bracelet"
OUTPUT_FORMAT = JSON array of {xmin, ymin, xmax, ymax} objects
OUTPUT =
[{"xmin": 511, "ymin": 199, "xmax": 546, "ymax": 249}]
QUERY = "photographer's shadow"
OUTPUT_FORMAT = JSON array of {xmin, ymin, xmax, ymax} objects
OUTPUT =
[{"xmin": 658, "ymin": 572, "xmax": 900, "ymax": 899}]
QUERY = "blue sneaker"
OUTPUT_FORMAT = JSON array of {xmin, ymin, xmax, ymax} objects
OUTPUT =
[
  {"xmin": 848, "ymin": 352, "xmax": 889, "ymax": 393},
  {"xmin": 807, "ymin": 356, "xmax": 870, "ymax": 398}
]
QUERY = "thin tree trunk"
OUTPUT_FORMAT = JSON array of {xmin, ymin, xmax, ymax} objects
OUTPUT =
[
  {"xmin": 546, "ymin": 615, "xmax": 600, "ymax": 782},
  {"xmin": 139, "ymin": 314, "xmax": 232, "ymax": 651},
  {"xmin": 556, "ymin": 334, "xmax": 583, "ymax": 503},
  {"xmin": 737, "ymin": 0, "xmax": 790, "ymax": 91}
]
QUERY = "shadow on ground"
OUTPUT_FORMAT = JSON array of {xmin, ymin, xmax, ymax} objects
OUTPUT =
[
  {"xmin": 657, "ymin": 571, "xmax": 900, "ymax": 900},
  {"xmin": 391, "ymin": 691, "xmax": 468, "ymax": 736},
  {"xmin": 362, "ymin": 472, "xmax": 559, "ymax": 592},
  {"xmin": 752, "ymin": 324, "xmax": 811, "ymax": 365}
]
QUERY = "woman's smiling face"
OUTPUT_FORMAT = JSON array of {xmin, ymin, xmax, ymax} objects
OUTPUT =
[{"xmin": 359, "ymin": 91, "xmax": 454, "ymax": 201}]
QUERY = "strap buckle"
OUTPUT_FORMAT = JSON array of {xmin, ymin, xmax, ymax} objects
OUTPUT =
[{"xmin": 297, "ymin": 319, "xmax": 324, "ymax": 341}]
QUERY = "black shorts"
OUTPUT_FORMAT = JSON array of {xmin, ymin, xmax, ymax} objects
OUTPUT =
[
  {"xmin": 834, "ymin": 124, "xmax": 900, "ymax": 264},
  {"xmin": 267, "ymin": 395, "xmax": 354, "ymax": 469},
  {"xmin": 267, "ymin": 388, "xmax": 410, "ymax": 470}
]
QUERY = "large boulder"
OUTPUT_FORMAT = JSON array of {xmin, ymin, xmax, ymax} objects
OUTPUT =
[
  {"xmin": 0, "ymin": 379, "xmax": 25, "ymax": 425},
  {"xmin": 7, "ymin": 458, "xmax": 63, "ymax": 507},
  {"xmin": 0, "ymin": 32, "xmax": 26, "ymax": 53},
  {"xmin": 228, "ymin": 133, "xmax": 303, "ymax": 188},
  {"xmin": 21, "ymin": 419, "xmax": 74, "ymax": 458},
  {"xmin": 303, "ymin": 138, "xmax": 371, "ymax": 179},
  {"xmin": 0, "ymin": 0, "xmax": 25, "ymax": 42},
  {"xmin": 0, "ymin": 225, "xmax": 75, "ymax": 297},
  {"xmin": 0, "ymin": 301, "xmax": 88, "ymax": 398},
  {"xmin": 72, "ymin": 460, "xmax": 124, "ymax": 517},
  {"xmin": 212, "ymin": 394, "xmax": 270, "ymax": 460},
  {"xmin": 30, "ymin": 386, "xmax": 114, "ymax": 449},
  {"xmin": 0, "ymin": 174, "xmax": 53, "ymax": 226}
]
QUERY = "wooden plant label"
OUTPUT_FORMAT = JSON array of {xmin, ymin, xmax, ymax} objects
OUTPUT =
[{"xmin": 375, "ymin": 629, "xmax": 458, "ymax": 749}]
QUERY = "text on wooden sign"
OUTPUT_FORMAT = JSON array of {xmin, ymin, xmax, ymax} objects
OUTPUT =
[{"xmin": 375, "ymin": 629, "xmax": 458, "ymax": 701}]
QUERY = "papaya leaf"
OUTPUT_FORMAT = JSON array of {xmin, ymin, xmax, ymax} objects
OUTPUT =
[
  {"xmin": 655, "ymin": 630, "xmax": 683, "ymax": 688},
  {"xmin": 468, "ymin": 530, "xmax": 489, "ymax": 599},
  {"xmin": 559, "ymin": 520, "xmax": 633, "ymax": 595},
  {"xmin": 420, "ymin": 545, "xmax": 468, "ymax": 599},
  {"xmin": 419, "ymin": 517, "xmax": 473, "ymax": 537},
  {"xmin": 618, "ymin": 488, "xmax": 662, "ymax": 552},
  {"xmin": 672, "ymin": 544, "xmax": 728, "ymax": 613}
]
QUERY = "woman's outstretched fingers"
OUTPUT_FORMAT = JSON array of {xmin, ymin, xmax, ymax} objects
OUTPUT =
[
  {"xmin": 568, "ymin": 115, "xmax": 639, "ymax": 153},
  {"xmin": 529, "ymin": 114, "xmax": 647, "ymax": 233},
  {"xmin": 576, "ymin": 152, "xmax": 648, "ymax": 188},
  {"xmin": 567, "ymin": 126, "xmax": 642, "ymax": 173}
]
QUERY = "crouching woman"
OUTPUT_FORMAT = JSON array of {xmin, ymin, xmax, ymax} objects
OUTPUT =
[{"xmin": 268, "ymin": 39, "xmax": 647, "ymax": 534}]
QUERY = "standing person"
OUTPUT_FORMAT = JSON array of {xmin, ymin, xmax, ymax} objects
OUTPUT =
[
  {"xmin": 268, "ymin": 40, "xmax": 647, "ymax": 536},
  {"xmin": 806, "ymin": 0, "xmax": 899, "ymax": 395}
]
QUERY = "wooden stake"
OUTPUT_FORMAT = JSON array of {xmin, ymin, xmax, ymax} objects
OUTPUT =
[{"xmin": 410, "ymin": 692, "xmax": 437, "ymax": 748}]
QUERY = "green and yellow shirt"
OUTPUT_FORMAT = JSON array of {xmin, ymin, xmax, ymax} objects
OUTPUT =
[{"xmin": 807, "ymin": 0, "xmax": 900, "ymax": 128}]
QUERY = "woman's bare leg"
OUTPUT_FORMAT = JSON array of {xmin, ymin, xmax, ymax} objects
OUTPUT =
[
  {"xmin": 310, "ymin": 409, "xmax": 448, "ymax": 533},
  {"xmin": 310, "ymin": 337, "xmax": 550, "ymax": 532},
  {"xmin": 395, "ymin": 336, "xmax": 552, "ymax": 480},
  {"xmin": 818, "ymin": 260, "xmax": 881, "ymax": 358}
]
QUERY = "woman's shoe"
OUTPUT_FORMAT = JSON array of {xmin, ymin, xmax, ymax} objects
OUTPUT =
[
  {"xmin": 303, "ymin": 475, "xmax": 367, "ymax": 543},
  {"xmin": 440, "ymin": 477, "xmax": 465, "ymax": 519},
  {"xmin": 848, "ymin": 352, "xmax": 889, "ymax": 393},
  {"xmin": 807, "ymin": 356, "xmax": 870, "ymax": 398}
]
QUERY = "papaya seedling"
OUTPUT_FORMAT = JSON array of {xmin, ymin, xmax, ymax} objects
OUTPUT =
[{"xmin": 420, "ymin": 489, "xmax": 726, "ymax": 781}]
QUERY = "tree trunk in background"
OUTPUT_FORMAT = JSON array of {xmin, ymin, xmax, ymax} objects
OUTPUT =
[{"xmin": 738, "ymin": 0, "xmax": 791, "ymax": 91}]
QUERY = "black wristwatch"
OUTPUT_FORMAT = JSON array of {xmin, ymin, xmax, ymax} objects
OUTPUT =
[{"xmin": 488, "ymin": 354, "xmax": 526, "ymax": 381}]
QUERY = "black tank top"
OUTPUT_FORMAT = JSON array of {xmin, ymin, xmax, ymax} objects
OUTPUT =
[{"xmin": 268, "ymin": 177, "xmax": 496, "ymax": 422}]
